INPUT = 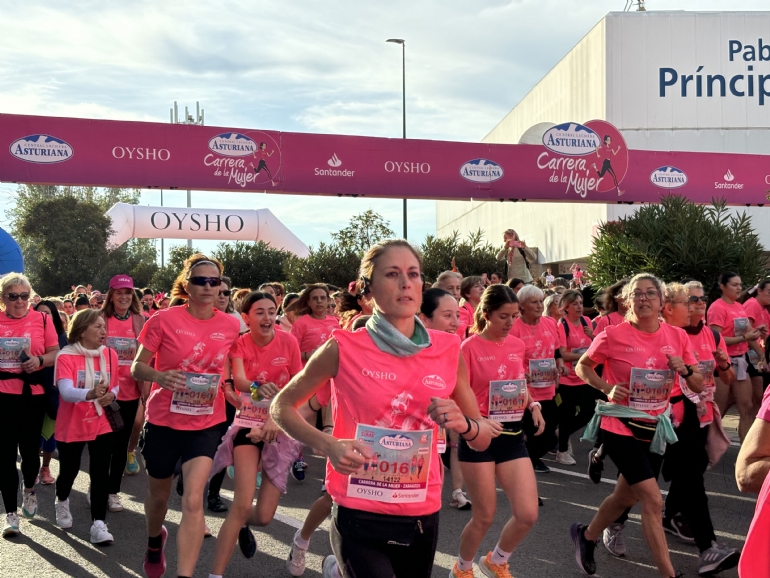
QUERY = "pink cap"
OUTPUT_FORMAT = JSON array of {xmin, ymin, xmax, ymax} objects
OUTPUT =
[{"xmin": 109, "ymin": 275, "xmax": 134, "ymax": 290}]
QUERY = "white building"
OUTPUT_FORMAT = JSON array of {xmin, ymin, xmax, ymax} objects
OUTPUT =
[{"xmin": 436, "ymin": 10, "xmax": 770, "ymax": 274}]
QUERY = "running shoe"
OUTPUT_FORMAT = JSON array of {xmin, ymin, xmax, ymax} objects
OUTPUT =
[
  {"xmin": 56, "ymin": 498, "xmax": 73, "ymax": 529},
  {"xmin": 143, "ymin": 525, "xmax": 168, "ymax": 578},
  {"xmin": 207, "ymin": 495, "xmax": 228, "ymax": 513},
  {"xmin": 322, "ymin": 555, "xmax": 341, "ymax": 578},
  {"xmin": 602, "ymin": 523, "xmax": 626, "ymax": 557},
  {"xmin": 125, "ymin": 451, "xmax": 140, "ymax": 475},
  {"xmin": 587, "ymin": 448, "xmax": 603, "ymax": 484},
  {"xmin": 532, "ymin": 458, "xmax": 550, "ymax": 473},
  {"xmin": 2, "ymin": 512, "xmax": 19, "ymax": 537},
  {"xmin": 663, "ymin": 513, "xmax": 695, "ymax": 543},
  {"xmin": 449, "ymin": 562, "xmax": 475, "ymax": 578},
  {"xmin": 556, "ymin": 451, "xmax": 577, "ymax": 465},
  {"xmin": 570, "ymin": 523, "xmax": 597, "ymax": 575},
  {"xmin": 286, "ymin": 531, "xmax": 308, "ymax": 576},
  {"xmin": 450, "ymin": 489, "xmax": 472, "ymax": 510},
  {"xmin": 39, "ymin": 466, "xmax": 55, "ymax": 485},
  {"xmin": 698, "ymin": 541, "xmax": 739, "ymax": 575},
  {"xmin": 479, "ymin": 552, "xmax": 513, "ymax": 578},
  {"xmin": 226, "ymin": 465, "xmax": 235, "ymax": 479},
  {"xmin": 90, "ymin": 520, "xmax": 114, "ymax": 545},
  {"xmin": 291, "ymin": 460, "xmax": 307, "ymax": 482},
  {"xmin": 238, "ymin": 524, "xmax": 257, "ymax": 558},
  {"xmin": 21, "ymin": 490, "xmax": 37, "ymax": 518},
  {"xmin": 108, "ymin": 494, "xmax": 124, "ymax": 512}
]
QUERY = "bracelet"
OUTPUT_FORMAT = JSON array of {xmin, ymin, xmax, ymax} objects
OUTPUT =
[
  {"xmin": 250, "ymin": 381, "xmax": 263, "ymax": 401},
  {"xmin": 462, "ymin": 418, "xmax": 480, "ymax": 442},
  {"xmin": 322, "ymin": 425, "xmax": 333, "ymax": 433},
  {"xmin": 528, "ymin": 401, "xmax": 542, "ymax": 411},
  {"xmin": 37, "ymin": 355, "xmax": 44, "ymax": 367},
  {"xmin": 718, "ymin": 363, "xmax": 731, "ymax": 372},
  {"xmin": 460, "ymin": 416, "xmax": 472, "ymax": 435}
]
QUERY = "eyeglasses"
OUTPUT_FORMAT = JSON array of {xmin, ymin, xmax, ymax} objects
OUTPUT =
[
  {"xmin": 188, "ymin": 276, "xmax": 222, "ymax": 288},
  {"xmin": 688, "ymin": 295, "xmax": 708, "ymax": 303},
  {"xmin": 218, "ymin": 290, "xmax": 232, "ymax": 297},
  {"xmin": 632, "ymin": 291, "xmax": 660, "ymax": 301},
  {"xmin": 5, "ymin": 292, "xmax": 30, "ymax": 302}
]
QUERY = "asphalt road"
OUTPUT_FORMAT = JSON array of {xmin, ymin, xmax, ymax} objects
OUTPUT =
[{"xmin": 0, "ymin": 438, "xmax": 751, "ymax": 578}]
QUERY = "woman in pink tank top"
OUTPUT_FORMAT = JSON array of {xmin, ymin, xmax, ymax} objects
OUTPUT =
[{"xmin": 273, "ymin": 240, "xmax": 495, "ymax": 578}]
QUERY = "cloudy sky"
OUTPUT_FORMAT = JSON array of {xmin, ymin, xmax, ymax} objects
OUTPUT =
[{"xmin": 1, "ymin": 0, "xmax": 768, "ymax": 262}]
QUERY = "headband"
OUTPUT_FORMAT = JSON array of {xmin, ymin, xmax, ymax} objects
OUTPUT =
[{"xmin": 185, "ymin": 260, "xmax": 219, "ymax": 278}]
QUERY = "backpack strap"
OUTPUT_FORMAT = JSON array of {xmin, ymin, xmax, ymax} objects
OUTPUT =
[
  {"xmin": 710, "ymin": 326, "xmax": 722, "ymax": 348},
  {"xmin": 560, "ymin": 317, "xmax": 570, "ymax": 339}
]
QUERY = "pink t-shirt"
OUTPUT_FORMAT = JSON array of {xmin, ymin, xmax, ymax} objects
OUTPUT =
[
  {"xmin": 592, "ymin": 311, "xmax": 625, "ymax": 336},
  {"xmin": 230, "ymin": 330, "xmax": 302, "ymax": 387},
  {"xmin": 290, "ymin": 314, "xmax": 340, "ymax": 360},
  {"xmin": 54, "ymin": 350, "xmax": 118, "ymax": 443},
  {"xmin": 557, "ymin": 316, "xmax": 593, "ymax": 386},
  {"xmin": 744, "ymin": 297, "xmax": 770, "ymax": 353},
  {"xmin": 708, "ymin": 298, "xmax": 750, "ymax": 356},
  {"xmin": 105, "ymin": 316, "xmax": 140, "ymax": 401},
  {"xmin": 585, "ymin": 322, "xmax": 697, "ymax": 437},
  {"xmin": 461, "ymin": 333, "xmax": 526, "ymax": 417},
  {"xmin": 327, "ymin": 328, "xmax": 460, "ymax": 516},
  {"xmin": 741, "ymin": 391, "xmax": 770, "ymax": 577},
  {"xmin": 0, "ymin": 310, "xmax": 59, "ymax": 395},
  {"xmin": 458, "ymin": 302, "xmax": 475, "ymax": 340},
  {"xmin": 510, "ymin": 316, "xmax": 565, "ymax": 402},
  {"xmin": 138, "ymin": 306, "xmax": 240, "ymax": 430}
]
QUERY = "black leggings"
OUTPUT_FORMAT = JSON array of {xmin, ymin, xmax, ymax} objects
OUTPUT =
[
  {"xmin": 108, "ymin": 398, "xmax": 140, "ymax": 494},
  {"xmin": 557, "ymin": 385, "xmax": 606, "ymax": 452},
  {"xmin": 522, "ymin": 398, "xmax": 558, "ymax": 461},
  {"xmin": 330, "ymin": 505, "xmax": 439, "ymax": 578},
  {"xmin": 57, "ymin": 432, "xmax": 114, "ymax": 521},
  {"xmin": 0, "ymin": 391, "xmax": 46, "ymax": 513}
]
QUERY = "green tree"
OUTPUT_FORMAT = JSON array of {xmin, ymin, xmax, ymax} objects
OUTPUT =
[
  {"xmin": 150, "ymin": 244, "xmax": 201, "ymax": 292},
  {"xmin": 420, "ymin": 230, "xmax": 500, "ymax": 283},
  {"xmin": 283, "ymin": 242, "xmax": 361, "ymax": 291},
  {"xmin": 331, "ymin": 210, "xmax": 395, "ymax": 254},
  {"xmin": 213, "ymin": 241, "xmax": 291, "ymax": 289},
  {"xmin": 587, "ymin": 195, "xmax": 766, "ymax": 299}
]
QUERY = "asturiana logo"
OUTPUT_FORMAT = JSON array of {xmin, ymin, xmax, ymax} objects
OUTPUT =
[
  {"xmin": 10, "ymin": 134, "xmax": 73, "ymax": 164},
  {"xmin": 650, "ymin": 166, "xmax": 687, "ymax": 189},
  {"xmin": 207, "ymin": 133, "xmax": 257, "ymax": 157},
  {"xmin": 379, "ymin": 434, "xmax": 414, "ymax": 451},
  {"xmin": 459, "ymin": 159, "xmax": 504, "ymax": 183},
  {"xmin": 271, "ymin": 357, "xmax": 288, "ymax": 366},
  {"xmin": 501, "ymin": 383, "xmax": 518, "ymax": 393},
  {"xmin": 542, "ymin": 123, "xmax": 601, "ymax": 156},
  {"xmin": 421, "ymin": 375, "xmax": 447, "ymax": 390},
  {"xmin": 645, "ymin": 372, "xmax": 665, "ymax": 382},
  {"xmin": 189, "ymin": 376, "xmax": 209, "ymax": 386}
]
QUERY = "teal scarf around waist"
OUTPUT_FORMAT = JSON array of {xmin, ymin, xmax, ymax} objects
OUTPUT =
[
  {"xmin": 581, "ymin": 400, "xmax": 678, "ymax": 455},
  {"xmin": 366, "ymin": 309, "xmax": 430, "ymax": 357}
]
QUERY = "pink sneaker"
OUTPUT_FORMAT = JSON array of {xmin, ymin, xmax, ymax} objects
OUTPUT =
[
  {"xmin": 143, "ymin": 525, "xmax": 167, "ymax": 578},
  {"xmin": 39, "ymin": 466, "xmax": 55, "ymax": 485}
]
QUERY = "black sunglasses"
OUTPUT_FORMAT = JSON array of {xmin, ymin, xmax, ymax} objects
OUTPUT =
[
  {"xmin": 5, "ymin": 292, "xmax": 30, "ymax": 302},
  {"xmin": 188, "ymin": 276, "xmax": 222, "ymax": 288},
  {"xmin": 219, "ymin": 290, "xmax": 232, "ymax": 297},
  {"xmin": 688, "ymin": 295, "xmax": 708, "ymax": 303}
]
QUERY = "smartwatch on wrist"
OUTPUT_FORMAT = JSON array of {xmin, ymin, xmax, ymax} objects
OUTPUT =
[{"xmin": 680, "ymin": 365, "xmax": 694, "ymax": 378}]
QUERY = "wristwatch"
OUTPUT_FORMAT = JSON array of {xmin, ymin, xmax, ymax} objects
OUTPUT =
[
  {"xmin": 680, "ymin": 365, "xmax": 694, "ymax": 378},
  {"xmin": 37, "ymin": 355, "xmax": 44, "ymax": 367}
]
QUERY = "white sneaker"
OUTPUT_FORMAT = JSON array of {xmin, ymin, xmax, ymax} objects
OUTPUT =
[
  {"xmin": 322, "ymin": 555, "xmax": 341, "ymax": 578},
  {"xmin": 556, "ymin": 451, "xmax": 577, "ymax": 465},
  {"xmin": 56, "ymin": 498, "xmax": 73, "ymax": 529},
  {"xmin": 602, "ymin": 522, "xmax": 626, "ymax": 557},
  {"xmin": 108, "ymin": 494, "xmax": 124, "ymax": 512},
  {"xmin": 2, "ymin": 512, "xmax": 20, "ymax": 537},
  {"xmin": 90, "ymin": 520, "xmax": 114, "ymax": 545},
  {"xmin": 21, "ymin": 490, "xmax": 37, "ymax": 518},
  {"xmin": 567, "ymin": 439, "xmax": 574, "ymax": 456},
  {"xmin": 286, "ymin": 531, "xmax": 308, "ymax": 576},
  {"xmin": 450, "ymin": 489, "xmax": 472, "ymax": 510}
]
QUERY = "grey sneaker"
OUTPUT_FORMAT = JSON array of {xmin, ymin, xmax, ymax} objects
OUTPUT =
[
  {"xmin": 698, "ymin": 541, "xmax": 739, "ymax": 575},
  {"xmin": 322, "ymin": 555, "xmax": 342, "ymax": 578},
  {"xmin": 2, "ymin": 512, "xmax": 20, "ymax": 537},
  {"xmin": 21, "ymin": 490, "xmax": 37, "ymax": 519},
  {"xmin": 602, "ymin": 522, "xmax": 626, "ymax": 557}
]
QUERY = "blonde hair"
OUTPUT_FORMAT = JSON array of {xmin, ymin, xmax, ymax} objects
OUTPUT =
[
  {"xmin": 684, "ymin": 280, "xmax": 704, "ymax": 291},
  {"xmin": 0, "ymin": 272, "xmax": 31, "ymax": 296},
  {"xmin": 434, "ymin": 271, "xmax": 461, "ymax": 289},
  {"xmin": 67, "ymin": 309, "xmax": 104, "ymax": 345},
  {"xmin": 170, "ymin": 254, "xmax": 224, "ymax": 300},
  {"xmin": 663, "ymin": 282, "xmax": 687, "ymax": 304}
]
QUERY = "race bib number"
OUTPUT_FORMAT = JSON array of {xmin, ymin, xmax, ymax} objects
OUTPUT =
[
  {"xmin": 748, "ymin": 349, "xmax": 761, "ymax": 367},
  {"xmin": 697, "ymin": 360, "xmax": 716, "ymax": 403},
  {"xmin": 347, "ymin": 424, "xmax": 432, "ymax": 504},
  {"xmin": 734, "ymin": 317, "xmax": 750, "ymax": 338},
  {"xmin": 0, "ymin": 337, "xmax": 30, "ymax": 370},
  {"xmin": 170, "ymin": 372, "xmax": 221, "ymax": 415},
  {"xmin": 629, "ymin": 368, "xmax": 675, "ymax": 412},
  {"xmin": 233, "ymin": 392, "xmax": 270, "ymax": 428},
  {"xmin": 105, "ymin": 336, "xmax": 137, "ymax": 367},
  {"xmin": 75, "ymin": 370, "xmax": 106, "ymax": 389},
  {"xmin": 529, "ymin": 358, "xmax": 557, "ymax": 388},
  {"xmin": 488, "ymin": 379, "xmax": 527, "ymax": 422},
  {"xmin": 437, "ymin": 427, "xmax": 447, "ymax": 454}
]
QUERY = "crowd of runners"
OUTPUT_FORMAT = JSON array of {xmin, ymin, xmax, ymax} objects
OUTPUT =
[{"xmin": 1, "ymin": 228, "xmax": 770, "ymax": 578}]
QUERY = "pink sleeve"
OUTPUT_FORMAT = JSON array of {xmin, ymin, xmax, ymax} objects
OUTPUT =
[
  {"xmin": 230, "ymin": 336, "xmax": 244, "ymax": 360},
  {"xmin": 289, "ymin": 318, "xmax": 302, "ymax": 340},
  {"xmin": 557, "ymin": 320, "xmax": 567, "ymax": 348},
  {"xmin": 708, "ymin": 303, "xmax": 727, "ymax": 330},
  {"xmin": 287, "ymin": 335, "xmax": 302, "ymax": 376},
  {"xmin": 593, "ymin": 315, "xmax": 608, "ymax": 335},
  {"xmin": 55, "ymin": 355, "xmax": 76, "ymax": 382},
  {"xmin": 586, "ymin": 329, "xmax": 609, "ymax": 364},
  {"xmin": 138, "ymin": 313, "xmax": 162, "ymax": 353},
  {"xmin": 680, "ymin": 333, "xmax": 698, "ymax": 366},
  {"xmin": 758, "ymin": 388, "xmax": 770, "ymax": 422},
  {"xmin": 43, "ymin": 313, "xmax": 59, "ymax": 348},
  {"xmin": 745, "ymin": 300, "xmax": 761, "ymax": 324}
]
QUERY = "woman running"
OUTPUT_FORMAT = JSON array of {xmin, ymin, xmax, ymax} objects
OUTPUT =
[
  {"xmin": 570, "ymin": 273, "xmax": 702, "ymax": 578},
  {"xmin": 708, "ymin": 272, "xmax": 766, "ymax": 441},
  {"xmin": 250, "ymin": 142, "xmax": 276, "ymax": 186},
  {"xmin": 452, "ymin": 284, "xmax": 543, "ymax": 578},
  {"xmin": 510, "ymin": 284, "xmax": 567, "ymax": 473},
  {"xmin": 739, "ymin": 279, "xmax": 770, "ymax": 413},
  {"xmin": 101, "ymin": 274, "xmax": 148, "ymax": 512},
  {"xmin": 272, "ymin": 239, "xmax": 493, "ymax": 578},
  {"xmin": 53, "ymin": 309, "xmax": 120, "ymax": 544},
  {"xmin": 0, "ymin": 273, "xmax": 60, "ymax": 537},
  {"xmin": 131, "ymin": 255, "xmax": 240, "ymax": 578},
  {"xmin": 555, "ymin": 289, "xmax": 602, "ymax": 466},
  {"xmin": 592, "ymin": 135, "xmax": 624, "ymax": 196},
  {"xmin": 209, "ymin": 290, "xmax": 308, "ymax": 576},
  {"xmin": 458, "ymin": 276, "xmax": 484, "ymax": 339}
]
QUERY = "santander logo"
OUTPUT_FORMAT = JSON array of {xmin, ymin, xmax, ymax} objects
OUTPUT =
[
  {"xmin": 422, "ymin": 375, "xmax": 446, "ymax": 390},
  {"xmin": 328, "ymin": 153, "xmax": 342, "ymax": 167},
  {"xmin": 724, "ymin": 169, "xmax": 735, "ymax": 182}
]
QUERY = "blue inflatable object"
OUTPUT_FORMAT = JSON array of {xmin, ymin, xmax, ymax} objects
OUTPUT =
[{"xmin": 0, "ymin": 227, "xmax": 24, "ymax": 274}]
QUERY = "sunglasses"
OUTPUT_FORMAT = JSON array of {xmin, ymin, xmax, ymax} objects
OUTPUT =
[
  {"xmin": 5, "ymin": 292, "xmax": 30, "ymax": 302},
  {"xmin": 188, "ymin": 276, "xmax": 222, "ymax": 288},
  {"xmin": 688, "ymin": 295, "xmax": 708, "ymax": 303},
  {"xmin": 219, "ymin": 290, "xmax": 232, "ymax": 297}
]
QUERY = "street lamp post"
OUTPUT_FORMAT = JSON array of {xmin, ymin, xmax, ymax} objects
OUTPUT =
[{"xmin": 386, "ymin": 38, "xmax": 407, "ymax": 239}]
